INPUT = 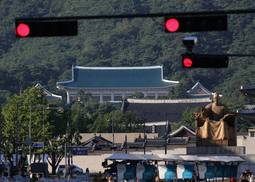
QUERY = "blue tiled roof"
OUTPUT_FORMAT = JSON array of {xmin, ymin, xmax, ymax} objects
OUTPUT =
[{"xmin": 57, "ymin": 65, "xmax": 178, "ymax": 88}]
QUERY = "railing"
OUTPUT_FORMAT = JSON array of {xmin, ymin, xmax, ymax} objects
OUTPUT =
[{"xmin": 0, "ymin": 176, "xmax": 91, "ymax": 182}]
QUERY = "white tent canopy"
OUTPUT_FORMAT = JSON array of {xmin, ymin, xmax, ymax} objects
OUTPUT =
[
  {"xmin": 106, "ymin": 153, "xmax": 245, "ymax": 163},
  {"xmin": 106, "ymin": 153, "xmax": 163, "ymax": 161}
]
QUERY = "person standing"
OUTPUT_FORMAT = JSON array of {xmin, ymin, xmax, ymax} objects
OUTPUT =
[
  {"xmin": 242, "ymin": 176, "xmax": 249, "ymax": 182},
  {"xmin": 35, "ymin": 173, "xmax": 40, "ymax": 180},
  {"xmin": 68, "ymin": 174, "xmax": 72, "ymax": 180},
  {"xmin": 108, "ymin": 176, "xmax": 113, "ymax": 182},
  {"xmin": 85, "ymin": 168, "xmax": 90, "ymax": 182},
  {"xmin": 249, "ymin": 172, "xmax": 254, "ymax": 182},
  {"xmin": 241, "ymin": 170, "xmax": 249, "ymax": 179}
]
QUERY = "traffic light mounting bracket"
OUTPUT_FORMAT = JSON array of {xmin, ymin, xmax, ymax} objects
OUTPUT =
[{"xmin": 183, "ymin": 37, "xmax": 197, "ymax": 54}]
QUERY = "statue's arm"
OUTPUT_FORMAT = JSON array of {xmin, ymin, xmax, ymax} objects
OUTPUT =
[
  {"xmin": 201, "ymin": 104, "xmax": 211, "ymax": 118},
  {"xmin": 221, "ymin": 105, "xmax": 231, "ymax": 120},
  {"xmin": 223, "ymin": 105, "xmax": 230, "ymax": 115}
]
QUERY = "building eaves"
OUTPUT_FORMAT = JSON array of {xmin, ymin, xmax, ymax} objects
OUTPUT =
[
  {"xmin": 187, "ymin": 81, "xmax": 213, "ymax": 96},
  {"xmin": 169, "ymin": 125, "xmax": 196, "ymax": 137},
  {"xmin": 82, "ymin": 135, "xmax": 112, "ymax": 146},
  {"xmin": 57, "ymin": 64, "xmax": 178, "ymax": 89},
  {"xmin": 169, "ymin": 137, "xmax": 187, "ymax": 145},
  {"xmin": 237, "ymin": 110, "xmax": 255, "ymax": 122},
  {"xmin": 237, "ymin": 132, "xmax": 248, "ymax": 136},
  {"xmin": 123, "ymin": 99, "xmax": 211, "ymax": 124},
  {"xmin": 35, "ymin": 83, "xmax": 62, "ymax": 100},
  {"xmin": 240, "ymin": 85, "xmax": 255, "ymax": 98}
]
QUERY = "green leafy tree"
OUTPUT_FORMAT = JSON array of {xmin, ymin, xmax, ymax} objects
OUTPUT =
[
  {"xmin": 169, "ymin": 78, "xmax": 192, "ymax": 99},
  {"xmin": 130, "ymin": 92, "xmax": 144, "ymax": 99},
  {"xmin": 0, "ymin": 87, "xmax": 78, "ymax": 175},
  {"xmin": 169, "ymin": 121, "xmax": 183, "ymax": 132},
  {"xmin": 1, "ymin": 87, "xmax": 51, "ymax": 176},
  {"xmin": 109, "ymin": 110, "xmax": 144, "ymax": 133},
  {"xmin": 84, "ymin": 100, "xmax": 100, "ymax": 115},
  {"xmin": 76, "ymin": 90, "xmax": 93, "ymax": 103},
  {"xmin": 98, "ymin": 102, "xmax": 116, "ymax": 117},
  {"xmin": 182, "ymin": 107, "xmax": 200, "ymax": 128}
]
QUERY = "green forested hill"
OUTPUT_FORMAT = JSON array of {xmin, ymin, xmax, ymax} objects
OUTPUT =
[{"xmin": 1, "ymin": 0, "xmax": 255, "ymax": 111}]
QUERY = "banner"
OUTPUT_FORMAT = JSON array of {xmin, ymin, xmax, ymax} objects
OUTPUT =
[
  {"xmin": 198, "ymin": 165, "xmax": 214, "ymax": 179},
  {"xmin": 224, "ymin": 165, "xmax": 238, "ymax": 178},
  {"xmin": 12, "ymin": 154, "xmax": 21, "ymax": 166},
  {"xmin": 0, "ymin": 154, "xmax": 3, "ymax": 164},
  {"xmin": 215, "ymin": 165, "xmax": 224, "ymax": 178},
  {"xmin": 158, "ymin": 165, "xmax": 175, "ymax": 179},
  {"xmin": 136, "ymin": 164, "xmax": 154, "ymax": 180},
  {"xmin": 27, "ymin": 155, "xmax": 35, "ymax": 165},
  {"xmin": 230, "ymin": 165, "xmax": 237, "ymax": 178},
  {"xmin": 117, "ymin": 164, "xmax": 135, "ymax": 182},
  {"xmin": 198, "ymin": 164, "xmax": 238, "ymax": 179},
  {"xmin": 41, "ymin": 154, "xmax": 48, "ymax": 163},
  {"xmin": 177, "ymin": 164, "xmax": 193, "ymax": 179}
]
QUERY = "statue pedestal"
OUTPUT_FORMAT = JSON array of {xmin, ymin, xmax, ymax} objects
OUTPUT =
[
  {"xmin": 187, "ymin": 146, "xmax": 245, "ymax": 155},
  {"xmin": 196, "ymin": 139, "xmax": 236, "ymax": 146}
]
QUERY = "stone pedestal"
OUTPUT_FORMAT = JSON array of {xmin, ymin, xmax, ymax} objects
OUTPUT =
[{"xmin": 186, "ymin": 146, "xmax": 245, "ymax": 155}]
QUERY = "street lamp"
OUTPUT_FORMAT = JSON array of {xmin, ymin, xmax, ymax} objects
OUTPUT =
[
  {"xmin": 32, "ymin": 105, "xmax": 62, "ymax": 163},
  {"xmin": 143, "ymin": 112, "xmax": 160, "ymax": 154},
  {"xmin": 108, "ymin": 118, "xmax": 114, "ymax": 153},
  {"xmin": 165, "ymin": 113, "xmax": 171, "ymax": 155},
  {"xmin": 16, "ymin": 103, "xmax": 22, "ymax": 167},
  {"xmin": 32, "ymin": 105, "xmax": 47, "ymax": 163}
]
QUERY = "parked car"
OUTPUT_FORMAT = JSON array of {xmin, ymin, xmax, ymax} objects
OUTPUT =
[{"xmin": 57, "ymin": 165, "xmax": 83, "ymax": 174}]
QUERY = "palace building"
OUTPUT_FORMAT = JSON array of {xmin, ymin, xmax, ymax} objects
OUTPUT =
[{"xmin": 57, "ymin": 64, "xmax": 179, "ymax": 103}]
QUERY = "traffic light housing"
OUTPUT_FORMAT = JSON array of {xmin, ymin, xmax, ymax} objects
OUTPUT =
[
  {"xmin": 15, "ymin": 20, "xmax": 78, "ymax": 37},
  {"xmin": 182, "ymin": 54, "xmax": 229, "ymax": 68},
  {"xmin": 165, "ymin": 15, "xmax": 227, "ymax": 32}
]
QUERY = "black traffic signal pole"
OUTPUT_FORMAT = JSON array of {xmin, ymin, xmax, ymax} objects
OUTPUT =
[
  {"xmin": 16, "ymin": 9, "xmax": 255, "ymax": 22},
  {"xmin": 182, "ymin": 53, "xmax": 255, "ymax": 57},
  {"xmin": 181, "ymin": 53, "xmax": 255, "ymax": 68}
]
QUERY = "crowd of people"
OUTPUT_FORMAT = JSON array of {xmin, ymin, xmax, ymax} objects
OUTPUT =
[
  {"xmin": 2, "ymin": 166, "xmax": 253, "ymax": 182},
  {"xmin": 240, "ymin": 170, "xmax": 254, "ymax": 182}
]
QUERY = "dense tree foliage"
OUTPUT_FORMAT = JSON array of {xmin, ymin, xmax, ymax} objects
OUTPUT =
[
  {"xmin": 70, "ymin": 97, "xmax": 144, "ymax": 133},
  {"xmin": 0, "ymin": 87, "xmax": 68, "ymax": 175},
  {"xmin": 1, "ymin": 0, "xmax": 255, "ymax": 132},
  {"xmin": 182, "ymin": 107, "xmax": 200, "ymax": 128}
]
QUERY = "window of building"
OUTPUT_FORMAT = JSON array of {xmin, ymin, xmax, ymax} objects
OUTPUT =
[
  {"xmin": 92, "ymin": 95, "xmax": 100, "ymax": 101},
  {"xmin": 152, "ymin": 125, "xmax": 156, "ymax": 133},
  {"xmin": 103, "ymin": 95, "xmax": 111, "ymax": 101},
  {"xmin": 114, "ymin": 95, "xmax": 122, "ymax": 101},
  {"xmin": 146, "ymin": 93, "xmax": 156, "ymax": 99}
]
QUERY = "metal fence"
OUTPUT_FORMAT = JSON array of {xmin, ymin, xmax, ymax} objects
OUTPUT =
[{"xmin": 0, "ymin": 176, "xmax": 91, "ymax": 182}]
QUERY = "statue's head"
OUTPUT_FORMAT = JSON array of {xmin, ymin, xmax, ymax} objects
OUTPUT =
[{"xmin": 213, "ymin": 91, "xmax": 219, "ymax": 102}]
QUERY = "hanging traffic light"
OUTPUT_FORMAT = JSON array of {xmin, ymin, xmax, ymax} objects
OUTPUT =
[
  {"xmin": 165, "ymin": 15, "xmax": 227, "ymax": 32},
  {"xmin": 182, "ymin": 54, "xmax": 229, "ymax": 68},
  {"xmin": 15, "ymin": 20, "xmax": 78, "ymax": 37}
]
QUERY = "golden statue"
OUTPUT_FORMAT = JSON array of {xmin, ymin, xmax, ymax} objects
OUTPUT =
[{"xmin": 196, "ymin": 92, "xmax": 237, "ymax": 146}]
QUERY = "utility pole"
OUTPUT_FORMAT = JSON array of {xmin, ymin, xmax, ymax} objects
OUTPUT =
[
  {"xmin": 16, "ymin": 104, "xmax": 18, "ymax": 167},
  {"xmin": 43, "ymin": 106, "xmax": 45, "ymax": 162},
  {"xmin": 29, "ymin": 104, "xmax": 31, "ymax": 164}
]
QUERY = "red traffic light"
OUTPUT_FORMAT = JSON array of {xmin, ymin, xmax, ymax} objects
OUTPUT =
[
  {"xmin": 183, "ymin": 58, "xmax": 193, "ymax": 67},
  {"xmin": 165, "ymin": 18, "xmax": 179, "ymax": 32},
  {"xmin": 182, "ymin": 54, "xmax": 229, "ymax": 68},
  {"xmin": 165, "ymin": 15, "xmax": 227, "ymax": 32},
  {"xmin": 15, "ymin": 23, "xmax": 30, "ymax": 37},
  {"xmin": 15, "ymin": 20, "xmax": 78, "ymax": 37}
]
